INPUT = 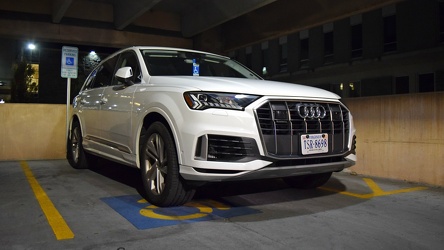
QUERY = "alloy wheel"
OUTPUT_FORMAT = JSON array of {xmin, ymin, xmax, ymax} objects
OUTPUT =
[
  {"xmin": 144, "ymin": 133, "xmax": 168, "ymax": 195},
  {"xmin": 71, "ymin": 127, "xmax": 80, "ymax": 164}
]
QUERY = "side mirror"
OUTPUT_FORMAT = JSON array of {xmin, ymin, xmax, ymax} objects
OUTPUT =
[{"xmin": 115, "ymin": 66, "xmax": 134, "ymax": 86}]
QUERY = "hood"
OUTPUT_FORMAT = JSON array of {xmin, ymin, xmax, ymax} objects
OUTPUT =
[{"xmin": 148, "ymin": 76, "xmax": 340, "ymax": 100}]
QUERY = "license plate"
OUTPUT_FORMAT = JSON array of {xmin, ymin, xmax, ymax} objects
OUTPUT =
[{"xmin": 301, "ymin": 134, "xmax": 329, "ymax": 155}]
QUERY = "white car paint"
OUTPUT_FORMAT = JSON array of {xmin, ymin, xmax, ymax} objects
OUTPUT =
[{"xmin": 71, "ymin": 46, "xmax": 356, "ymax": 183}]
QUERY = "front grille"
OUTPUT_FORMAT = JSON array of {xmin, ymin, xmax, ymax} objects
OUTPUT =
[{"xmin": 255, "ymin": 101, "xmax": 350, "ymax": 158}]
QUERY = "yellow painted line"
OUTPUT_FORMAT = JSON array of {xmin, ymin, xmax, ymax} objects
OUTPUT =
[
  {"xmin": 20, "ymin": 161, "xmax": 74, "ymax": 240},
  {"xmin": 320, "ymin": 177, "xmax": 428, "ymax": 199},
  {"xmin": 201, "ymin": 199, "xmax": 230, "ymax": 210}
]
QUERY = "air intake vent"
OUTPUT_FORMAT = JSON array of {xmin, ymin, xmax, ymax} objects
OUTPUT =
[{"xmin": 195, "ymin": 135, "xmax": 260, "ymax": 162}]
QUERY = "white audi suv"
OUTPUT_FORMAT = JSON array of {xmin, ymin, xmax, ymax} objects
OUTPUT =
[{"xmin": 67, "ymin": 46, "xmax": 356, "ymax": 206}]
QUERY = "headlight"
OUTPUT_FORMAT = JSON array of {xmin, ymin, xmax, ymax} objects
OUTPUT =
[{"xmin": 184, "ymin": 92, "xmax": 261, "ymax": 111}]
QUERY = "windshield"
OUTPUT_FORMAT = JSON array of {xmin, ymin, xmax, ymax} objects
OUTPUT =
[{"xmin": 141, "ymin": 49, "xmax": 261, "ymax": 79}]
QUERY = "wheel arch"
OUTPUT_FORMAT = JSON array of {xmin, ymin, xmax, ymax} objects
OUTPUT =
[
  {"xmin": 136, "ymin": 111, "xmax": 182, "ymax": 169},
  {"xmin": 68, "ymin": 114, "xmax": 82, "ymax": 139}
]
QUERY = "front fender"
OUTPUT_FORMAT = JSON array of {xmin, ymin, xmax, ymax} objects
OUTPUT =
[{"xmin": 132, "ymin": 90, "xmax": 188, "ymax": 168}]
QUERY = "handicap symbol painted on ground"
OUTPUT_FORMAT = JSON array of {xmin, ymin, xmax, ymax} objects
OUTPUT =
[
  {"xmin": 101, "ymin": 195, "xmax": 261, "ymax": 230},
  {"xmin": 319, "ymin": 178, "xmax": 428, "ymax": 199}
]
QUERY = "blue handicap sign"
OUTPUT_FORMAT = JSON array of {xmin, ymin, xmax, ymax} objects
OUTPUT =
[
  {"xmin": 193, "ymin": 65, "xmax": 200, "ymax": 76},
  {"xmin": 101, "ymin": 195, "xmax": 261, "ymax": 230},
  {"xmin": 192, "ymin": 59, "xmax": 199, "ymax": 76},
  {"xmin": 66, "ymin": 57, "xmax": 74, "ymax": 66}
]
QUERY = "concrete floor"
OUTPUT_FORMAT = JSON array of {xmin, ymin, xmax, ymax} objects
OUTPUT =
[{"xmin": 0, "ymin": 159, "xmax": 443, "ymax": 250}]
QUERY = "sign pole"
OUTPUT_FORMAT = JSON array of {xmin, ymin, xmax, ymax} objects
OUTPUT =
[
  {"xmin": 66, "ymin": 77, "xmax": 71, "ymax": 143},
  {"xmin": 61, "ymin": 46, "xmax": 78, "ymax": 153}
]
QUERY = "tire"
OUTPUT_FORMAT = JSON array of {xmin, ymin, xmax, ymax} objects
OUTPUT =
[
  {"xmin": 140, "ymin": 121, "xmax": 195, "ymax": 207},
  {"xmin": 67, "ymin": 121, "xmax": 96, "ymax": 169},
  {"xmin": 283, "ymin": 172, "xmax": 332, "ymax": 189}
]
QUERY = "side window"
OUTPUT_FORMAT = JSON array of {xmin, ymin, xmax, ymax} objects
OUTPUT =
[
  {"xmin": 113, "ymin": 51, "xmax": 142, "ymax": 85},
  {"xmin": 92, "ymin": 55, "xmax": 118, "ymax": 88},
  {"xmin": 83, "ymin": 69, "xmax": 97, "ymax": 90}
]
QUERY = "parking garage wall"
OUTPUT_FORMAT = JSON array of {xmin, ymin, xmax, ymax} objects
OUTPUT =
[
  {"xmin": 0, "ymin": 104, "xmax": 66, "ymax": 160},
  {"xmin": 345, "ymin": 92, "xmax": 444, "ymax": 187},
  {"xmin": 0, "ymin": 93, "xmax": 442, "ymax": 187}
]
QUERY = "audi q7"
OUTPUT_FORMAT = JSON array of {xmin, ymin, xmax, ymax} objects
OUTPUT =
[{"xmin": 67, "ymin": 46, "xmax": 357, "ymax": 206}]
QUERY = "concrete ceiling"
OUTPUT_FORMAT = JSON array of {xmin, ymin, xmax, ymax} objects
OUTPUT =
[
  {"xmin": 0, "ymin": 0, "xmax": 402, "ymax": 52},
  {"xmin": 118, "ymin": 0, "xmax": 277, "ymax": 37}
]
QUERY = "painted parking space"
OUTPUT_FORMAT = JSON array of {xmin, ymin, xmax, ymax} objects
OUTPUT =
[
  {"xmin": 18, "ymin": 159, "xmax": 430, "ymax": 236},
  {"xmin": 101, "ymin": 178, "xmax": 429, "ymax": 230},
  {"xmin": 320, "ymin": 177, "xmax": 428, "ymax": 199},
  {"xmin": 20, "ymin": 161, "xmax": 75, "ymax": 240},
  {"xmin": 101, "ymin": 195, "xmax": 261, "ymax": 230},
  {"xmin": 6, "ymin": 160, "xmax": 442, "ymax": 249}
]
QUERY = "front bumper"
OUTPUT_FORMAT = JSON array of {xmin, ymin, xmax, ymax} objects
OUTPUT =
[
  {"xmin": 177, "ymin": 97, "xmax": 356, "ymax": 182},
  {"xmin": 180, "ymin": 154, "xmax": 355, "ymax": 182}
]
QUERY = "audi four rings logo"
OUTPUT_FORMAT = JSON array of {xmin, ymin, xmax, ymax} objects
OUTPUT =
[{"xmin": 296, "ymin": 104, "xmax": 327, "ymax": 119}]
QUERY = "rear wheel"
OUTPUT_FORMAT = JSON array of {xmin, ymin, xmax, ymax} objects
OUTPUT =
[
  {"xmin": 140, "ymin": 121, "xmax": 195, "ymax": 207},
  {"xmin": 283, "ymin": 172, "xmax": 332, "ymax": 189},
  {"xmin": 67, "ymin": 121, "xmax": 96, "ymax": 169}
]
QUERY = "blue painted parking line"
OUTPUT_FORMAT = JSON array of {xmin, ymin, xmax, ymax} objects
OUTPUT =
[{"xmin": 101, "ymin": 195, "xmax": 261, "ymax": 230}]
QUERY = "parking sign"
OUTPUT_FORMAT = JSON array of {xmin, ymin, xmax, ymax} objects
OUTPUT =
[{"xmin": 61, "ymin": 46, "xmax": 78, "ymax": 78}]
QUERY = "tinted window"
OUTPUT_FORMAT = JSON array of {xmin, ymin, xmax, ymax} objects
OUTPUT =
[
  {"xmin": 351, "ymin": 24, "xmax": 363, "ymax": 58},
  {"xmin": 300, "ymin": 38, "xmax": 309, "ymax": 60},
  {"xmin": 279, "ymin": 42, "xmax": 288, "ymax": 72},
  {"xmin": 440, "ymin": 2, "xmax": 444, "ymax": 42},
  {"xmin": 324, "ymin": 31, "xmax": 334, "ymax": 64},
  {"xmin": 91, "ymin": 55, "xmax": 118, "ymax": 88},
  {"xmin": 300, "ymin": 38, "xmax": 309, "ymax": 68},
  {"xmin": 418, "ymin": 73, "xmax": 434, "ymax": 93},
  {"xmin": 395, "ymin": 76, "xmax": 409, "ymax": 94},
  {"xmin": 383, "ymin": 15, "xmax": 397, "ymax": 52},
  {"xmin": 83, "ymin": 69, "xmax": 97, "ymax": 90}
]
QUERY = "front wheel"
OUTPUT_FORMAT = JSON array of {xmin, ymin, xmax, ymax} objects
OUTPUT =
[
  {"xmin": 283, "ymin": 172, "xmax": 332, "ymax": 189},
  {"xmin": 140, "ymin": 122, "xmax": 195, "ymax": 207},
  {"xmin": 67, "ymin": 121, "xmax": 96, "ymax": 169}
]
